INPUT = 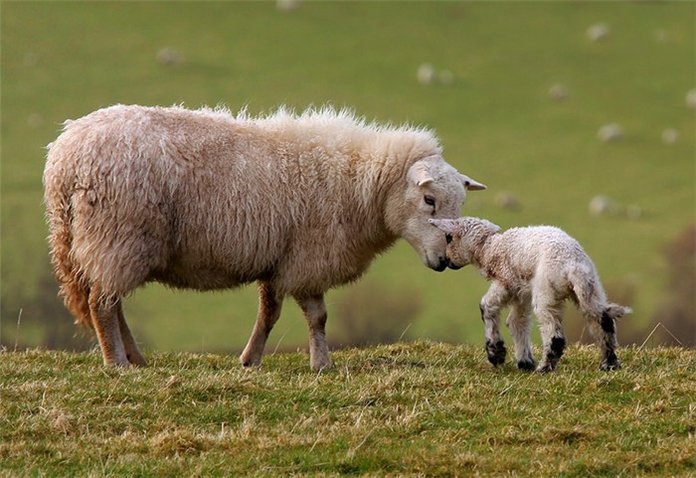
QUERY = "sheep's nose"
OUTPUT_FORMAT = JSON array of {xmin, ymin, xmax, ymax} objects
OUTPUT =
[{"xmin": 433, "ymin": 257, "xmax": 448, "ymax": 272}]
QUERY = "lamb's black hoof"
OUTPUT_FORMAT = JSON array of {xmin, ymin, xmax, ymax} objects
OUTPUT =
[
  {"xmin": 486, "ymin": 339, "xmax": 506, "ymax": 367},
  {"xmin": 517, "ymin": 360, "xmax": 536, "ymax": 371},
  {"xmin": 535, "ymin": 363, "xmax": 556, "ymax": 374},
  {"xmin": 600, "ymin": 359, "xmax": 622, "ymax": 371}
]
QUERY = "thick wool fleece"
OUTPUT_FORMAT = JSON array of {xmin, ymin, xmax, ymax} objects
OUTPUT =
[{"xmin": 43, "ymin": 105, "xmax": 448, "ymax": 327}]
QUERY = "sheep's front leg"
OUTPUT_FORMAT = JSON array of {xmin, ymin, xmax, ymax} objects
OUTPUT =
[
  {"xmin": 240, "ymin": 282, "xmax": 284, "ymax": 367},
  {"xmin": 295, "ymin": 293, "xmax": 331, "ymax": 371},
  {"xmin": 480, "ymin": 282, "xmax": 510, "ymax": 368},
  {"xmin": 506, "ymin": 299, "xmax": 535, "ymax": 371}
]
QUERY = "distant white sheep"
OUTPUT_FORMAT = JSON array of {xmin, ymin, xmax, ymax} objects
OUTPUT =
[
  {"xmin": 686, "ymin": 89, "xmax": 696, "ymax": 109},
  {"xmin": 588, "ymin": 195, "xmax": 618, "ymax": 217},
  {"xmin": 661, "ymin": 128, "xmax": 679, "ymax": 144},
  {"xmin": 44, "ymin": 104, "xmax": 486, "ymax": 370},
  {"xmin": 586, "ymin": 23, "xmax": 610, "ymax": 42},
  {"xmin": 430, "ymin": 217, "xmax": 631, "ymax": 372},
  {"xmin": 548, "ymin": 83, "xmax": 569, "ymax": 102},
  {"xmin": 598, "ymin": 123, "xmax": 623, "ymax": 142}
]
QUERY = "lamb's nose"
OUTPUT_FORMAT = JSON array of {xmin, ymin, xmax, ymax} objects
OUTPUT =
[{"xmin": 433, "ymin": 257, "xmax": 448, "ymax": 272}]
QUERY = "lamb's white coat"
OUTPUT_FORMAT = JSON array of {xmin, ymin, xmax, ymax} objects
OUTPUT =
[{"xmin": 430, "ymin": 217, "xmax": 631, "ymax": 372}]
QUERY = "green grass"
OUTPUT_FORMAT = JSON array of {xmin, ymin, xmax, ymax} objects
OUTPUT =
[
  {"xmin": 1, "ymin": 2, "xmax": 694, "ymax": 351},
  {"xmin": 0, "ymin": 342, "xmax": 694, "ymax": 476}
]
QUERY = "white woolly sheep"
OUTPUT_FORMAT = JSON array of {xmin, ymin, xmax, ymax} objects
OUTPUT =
[
  {"xmin": 417, "ymin": 63, "xmax": 435, "ymax": 85},
  {"xmin": 661, "ymin": 128, "xmax": 679, "ymax": 144},
  {"xmin": 598, "ymin": 123, "xmax": 623, "ymax": 142},
  {"xmin": 686, "ymin": 89, "xmax": 696, "ymax": 109},
  {"xmin": 429, "ymin": 217, "xmax": 631, "ymax": 372},
  {"xmin": 548, "ymin": 83, "xmax": 569, "ymax": 102},
  {"xmin": 43, "ymin": 104, "xmax": 486, "ymax": 369},
  {"xmin": 586, "ymin": 23, "xmax": 610, "ymax": 42}
]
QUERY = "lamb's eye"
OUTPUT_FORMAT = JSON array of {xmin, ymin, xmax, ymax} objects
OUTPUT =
[
  {"xmin": 424, "ymin": 195, "xmax": 436, "ymax": 207},
  {"xmin": 445, "ymin": 234, "xmax": 453, "ymax": 244}
]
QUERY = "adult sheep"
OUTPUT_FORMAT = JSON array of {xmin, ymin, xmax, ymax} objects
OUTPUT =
[{"xmin": 44, "ymin": 105, "xmax": 486, "ymax": 369}]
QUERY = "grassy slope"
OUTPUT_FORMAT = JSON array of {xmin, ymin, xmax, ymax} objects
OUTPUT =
[
  {"xmin": 1, "ymin": 2, "xmax": 694, "ymax": 350},
  {"xmin": 0, "ymin": 342, "xmax": 694, "ymax": 476}
]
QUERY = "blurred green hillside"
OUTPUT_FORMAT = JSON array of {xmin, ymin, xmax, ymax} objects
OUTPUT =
[{"xmin": 1, "ymin": 2, "xmax": 694, "ymax": 353}]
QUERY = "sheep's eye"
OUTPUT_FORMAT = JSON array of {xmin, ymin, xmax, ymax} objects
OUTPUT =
[
  {"xmin": 424, "ymin": 195, "xmax": 436, "ymax": 207},
  {"xmin": 445, "ymin": 234, "xmax": 453, "ymax": 244}
]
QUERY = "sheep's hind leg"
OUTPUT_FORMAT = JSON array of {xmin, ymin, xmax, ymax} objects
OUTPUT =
[
  {"xmin": 480, "ymin": 282, "xmax": 510, "ymax": 368},
  {"xmin": 590, "ymin": 311, "xmax": 621, "ymax": 371},
  {"xmin": 240, "ymin": 281, "xmax": 283, "ymax": 367},
  {"xmin": 88, "ymin": 288, "xmax": 129, "ymax": 367},
  {"xmin": 117, "ymin": 302, "xmax": 147, "ymax": 366},
  {"xmin": 533, "ymin": 294, "xmax": 565, "ymax": 373},
  {"xmin": 506, "ymin": 299, "xmax": 536, "ymax": 371},
  {"xmin": 295, "ymin": 293, "xmax": 331, "ymax": 371}
]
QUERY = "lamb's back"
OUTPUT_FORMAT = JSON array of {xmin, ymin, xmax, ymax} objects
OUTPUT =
[{"xmin": 487, "ymin": 226, "xmax": 588, "ymax": 283}]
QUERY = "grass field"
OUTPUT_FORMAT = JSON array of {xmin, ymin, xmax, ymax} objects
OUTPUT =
[
  {"xmin": 0, "ymin": 342, "xmax": 694, "ymax": 476},
  {"xmin": 1, "ymin": 2, "xmax": 694, "ymax": 351}
]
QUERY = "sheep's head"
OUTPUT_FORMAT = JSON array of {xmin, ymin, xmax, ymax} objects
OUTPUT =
[
  {"xmin": 428, "ymin": 217, "xmax": 501, "ymax": 268},
  {"xmin": 387, "ymin": 156, "xmax": 486, "ymax": 271}
]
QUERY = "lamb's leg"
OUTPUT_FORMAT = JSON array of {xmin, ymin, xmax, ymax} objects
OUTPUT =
[
  {"xmin": 589, "ymin": 312, "xmax": 621, "ymax": 371},
  {"xmin": 240, "ymin": 281, "xmax": 283, "ymax": 367},
  {"xmin": 480, "ymin": 282, "xmax": 510, "ymax": 367},
  {"xmin": 88, "ymin": 288, "xmax": 129, "ymax": 367},
  {"xmin": 506, "ymin": 299, "xmax": 535, "ymax": 371},
  {"xmin": 295, "ymin": 293, "xmax": 331, "ymax": 371},
  {"xmin": 116, "ymin": 302, "xmax": 147, "ymax": 366},
  {"xmin": 533, "ymin": 291, "xmax": 565, "ymax": 373}
]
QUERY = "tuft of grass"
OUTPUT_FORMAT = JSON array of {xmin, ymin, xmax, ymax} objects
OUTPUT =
[{"xmin": 1, "ymin": 342, "xmax": 694, "ymax": 476}]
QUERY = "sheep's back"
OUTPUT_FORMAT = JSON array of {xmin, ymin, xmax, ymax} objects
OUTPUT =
[
  {"xmin": 492, "ymin": 226, "xmax": 591, "ymax": 287},
  {"xmin": 46, "ymin": 105, "xmax": 294, "ymax": 294}
]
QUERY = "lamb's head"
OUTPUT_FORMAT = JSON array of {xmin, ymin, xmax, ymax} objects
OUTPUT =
[
  {"xmin": 386, "ymin": 156, "xmax": 486, "ymax": 272},
  {"xmin": 428, "ymin": 217, "xmax": 501, "ymax": 268}
]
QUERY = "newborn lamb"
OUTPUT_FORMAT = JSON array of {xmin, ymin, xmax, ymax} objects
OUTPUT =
[{"xmin": 429, "ymin": 217, "xmax": 631, "ymax": 372}]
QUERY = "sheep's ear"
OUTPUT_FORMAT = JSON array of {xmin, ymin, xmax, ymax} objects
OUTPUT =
[
  {"xmin": 460, "ymin": 174, "xmax": 486, "ymax": 191},
  {"xmin": 428, "ymin": 218, "xmax": 459, "ymax": 235},
  {"xmin": 408, "ymin": 162, "xmax": 434, "ymax": 187}
]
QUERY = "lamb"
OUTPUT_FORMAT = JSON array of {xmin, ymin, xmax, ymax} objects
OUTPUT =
[
  {"xmin": 43, "ymin": 104, "xmax": 486, "ymax": 369},
  {"xmin": 429, "ymin": 217, "xmax": 631, "ymax": 372}
]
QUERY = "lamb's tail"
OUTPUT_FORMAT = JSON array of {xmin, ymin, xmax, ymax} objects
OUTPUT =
[
  {"xmin": 602, "ymin": 303, "xmax": 633, "ymax": 321},
  {"xmin": 569, "ymin": 265, "xmax": 632, "ymax": 324},
  {"xmin": 44, "ymin": 156, "xmax": 93, "ymax": 330}
]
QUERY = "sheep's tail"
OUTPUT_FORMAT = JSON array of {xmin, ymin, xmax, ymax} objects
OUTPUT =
[
  {"xmin": 569, "ymin": 265, "xmax": 631, "ymax": 322},
  {"xmin": 44, "ymin": 156, "xmax": 93, "ymax": 331},
  {"xmin": 602, "ymin": 303, "xmax": 632, "ymax": 321}
]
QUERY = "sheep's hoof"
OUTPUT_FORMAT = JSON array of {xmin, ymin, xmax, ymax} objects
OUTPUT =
[
  {"xmin": 126, "ymin": 352, "xmax": 148, "ymax": 367},
  {"xmin": 310, "ymin": 361, "xmax": 332, "ymax": 372},
  {"xmin": 485, "ymin": 339, "xmax": 507, "ymax": 367},
  {"xmin": 517, "ymin": 359, "xmax": 536, "ymax": 371},
  {"xmin": 600, "ymin": 359, "xmax": 621, "ymax": 371},
  {"xmin": 240, "ymin": 355, "xmax": 262, "ymax": 368},
  {"xmin": 535, "ymin": 363, "xmax": 555, "ymax": 374}
]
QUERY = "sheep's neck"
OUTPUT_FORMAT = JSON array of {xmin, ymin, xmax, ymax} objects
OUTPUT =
[{"xmin": 470, "ymin": 234, "xmax": 499, "ymax": 280}]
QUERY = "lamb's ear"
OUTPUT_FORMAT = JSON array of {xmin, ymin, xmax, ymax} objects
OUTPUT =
[
  {"xmin": 428, "ymin": 218, "xmax": 459, "ymax": 235},
  {"xmin": 481, "ymin": 219, "xmax": 502, "ymax": 235},
  {"xmin": 460, "ymin": 174, "xmax": 487, "ymax": 191},
  {"xmin": 408, "ymin": 162, "xmax": 434, "ymax": 187}
]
